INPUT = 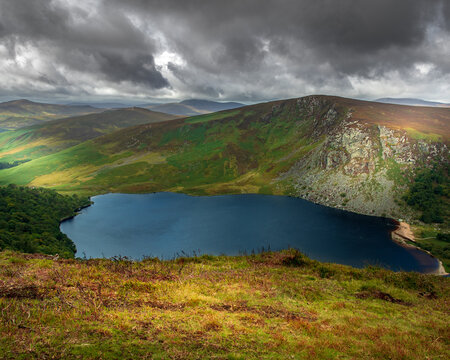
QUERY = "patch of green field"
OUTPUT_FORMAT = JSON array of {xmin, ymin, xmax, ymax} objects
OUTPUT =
[
  {"xmin": 0, "ymin": 142, "xmax": 109, "ymax": 185},
  {"xmin": 411, "ymin": 224, "xmax": 450, "ymax": 272},
  {"xmin": 405, "ymin": 128, "xmax": 442, "ymax": 142}
]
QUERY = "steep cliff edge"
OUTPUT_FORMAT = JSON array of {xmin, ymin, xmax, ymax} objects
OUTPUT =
[{"xmin": 280, "ymin": 96, "xmax": 448, "ymax": 219}]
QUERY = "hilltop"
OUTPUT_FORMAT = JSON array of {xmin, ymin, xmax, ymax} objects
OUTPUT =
[
  {"xmin": 375, "ymin": 97, "xmax": 450, "ymax": 108},
  {"xmin": 0, "ymin": 107, "xmax": 179, "ymax": 164},
  {"xmin": 0, "ymin": 99, "xmax": 101, "ymax": 130}
]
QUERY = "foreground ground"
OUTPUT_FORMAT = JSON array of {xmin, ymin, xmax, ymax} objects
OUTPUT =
[{"xmin": 0, "ymin": 250, "xmax": 448, "ymax": 359}]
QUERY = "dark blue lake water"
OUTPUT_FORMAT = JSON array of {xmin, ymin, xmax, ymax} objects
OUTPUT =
[{"xmin": 60, "ymin": 192, "xmax": 439, "ymax": 273}]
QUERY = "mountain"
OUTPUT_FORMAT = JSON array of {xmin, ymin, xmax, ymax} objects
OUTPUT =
[
  {"xmin": 0, "ymin": 95, "xmax": 447, "ymax": 222},
  {"xmin": 0, "ymin": 99, "xmax": 102, "ymax": 130},
  {"xmin": 0, "ymin": 99, "xmax": 97, "ymax": 114},
  {"xmin": 375, "ymin": 97, "xmax": 450, "ymax": 108},
  {"xmin": 179, "ymin": 99, "xmax": 245, "ymax": 112},
  {"xmin": 142, "ymin": 99, "xmax": 245, "ymax": 116},
  {"xmin": 66, "ymin": 102, "xmax": 137, "ymax": 109},
  {"xmin": 0, "ymin": 107, "xmax": 179, "ymax": 164}
]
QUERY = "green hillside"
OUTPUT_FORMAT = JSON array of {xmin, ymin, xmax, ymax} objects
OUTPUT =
[
  {"xmin": 0, "ymin": 107, "xmax": 179, "ymax": 165},
  {"xmin": 0, "ymin": 99, "xmax": 100, "ymax": 130},
  {"xmin": 1, "ymin": 95, "xmax": 448, "ymax": 267},
  {"xmin": 0, "ymin": 100, "xmax": 309, "ymax": 193}
]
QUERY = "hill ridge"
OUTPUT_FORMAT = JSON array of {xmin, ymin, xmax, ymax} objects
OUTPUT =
[
  {"xmin": 0, "ymin": 99, "xmax": 102, "ymax": 130},
  {"xmin": 0, "ymin": 94, "xmax": 447, "ymax": 216},
  {"xmin": 375, "ymin": 97, "xmax": 450, "ymax": 108},
  {"xmin": 0, "ymin": 107, "xmax": 179, "ymax": 164}
]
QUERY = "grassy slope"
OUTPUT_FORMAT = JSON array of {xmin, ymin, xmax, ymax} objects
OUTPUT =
[
  {"xmin": 0, "ymin": 107, "xmax": 179, "ymax": 164},
  {"xmin": 333, "ymin": 96, "xmax": 450, "ymax": 138},
  {"xmin": 0, "ymin": 99, "xmax": 329, "ymax": 194},
  {"xmin": 0, "ymin": 250, "xmax": 448, "ymax": 359},
  {"xmin": 0, "ymin": 96, "xmax": 447, "ymax": 198},
  {"xmin": 0, "ymin": 99, "xmax": 101, "ymax": 130}
]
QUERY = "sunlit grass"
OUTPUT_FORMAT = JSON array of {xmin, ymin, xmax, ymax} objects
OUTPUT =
[
  {"xmin": 0, "ymin": 249, "xmax": 448, "ymax": 359},
  {"xmin": 405, "ymin": 128, "xmax": 442, "ymax": 142}
]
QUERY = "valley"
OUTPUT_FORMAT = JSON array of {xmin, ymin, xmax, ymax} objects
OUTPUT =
[{"xmin": 1, "ymin": 95, "xmax": 448, "ymax": 270}]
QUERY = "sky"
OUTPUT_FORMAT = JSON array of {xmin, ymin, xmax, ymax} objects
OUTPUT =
[{"xmin": 0, "ymin": 0, "xmax": 449, "ymax": 104}]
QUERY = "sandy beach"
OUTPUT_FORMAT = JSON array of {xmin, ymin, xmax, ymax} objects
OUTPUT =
[{"xmin": 392, "ymin": 222, "xmax": 448, "ymax": 276}]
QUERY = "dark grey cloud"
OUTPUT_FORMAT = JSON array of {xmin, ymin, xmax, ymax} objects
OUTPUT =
[
  {"xmin": 116, "ymin": 0, "xmax": 449, "ymax": 75},
  {"xmin": 93, "ymin": 51, "xmax": 167, "ymax": 88},
  {"xmin": 0, "ymin": 0, "xmax": 167, "ymax": 93},
  {"xmin": 0, "ymin": 0, "xmax": 448, "ymax": 102}
]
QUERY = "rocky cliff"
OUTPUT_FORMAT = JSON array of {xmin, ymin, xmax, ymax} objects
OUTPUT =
[{"xmin": 281, "ymin": 96, "xmax": 448, "ymax": 219}]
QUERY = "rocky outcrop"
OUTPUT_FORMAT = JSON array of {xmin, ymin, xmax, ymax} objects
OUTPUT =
[{"xmin": 281, "ymin": 96, "xmax": 449, "ymax": 219}]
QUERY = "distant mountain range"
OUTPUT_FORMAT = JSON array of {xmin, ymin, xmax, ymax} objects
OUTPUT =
[
  {"xmin": 67, "ymin": 99, "xmax": 246, "ymax": 116},
  {"xmin": 0, "ymin": 99, "xmax": 101, "ymax": 130},
  {"xmin": 375, "ymin": 98, "xmax": 450, "ymax": 108},
  {"xmin": 141, "ymin": 99, "xmax": 245, "ymax": 116},
  {"xmin": 0, "ymin": 98, "xmax": 245, "ymax": 131},
  {"xmin": 66, "ymin": 102, "xmax": 137, "ymax": 109}
]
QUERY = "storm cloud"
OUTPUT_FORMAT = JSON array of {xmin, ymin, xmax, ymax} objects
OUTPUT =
[{"xmin": 0, "ymin": 0, "xmax": 448, "ymax": 103}]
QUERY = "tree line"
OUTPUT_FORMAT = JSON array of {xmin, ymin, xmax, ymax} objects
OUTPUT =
[
  {"xmin": 0, "ymin": 184, "xmax": 90, "ymax": 257},
  {"xmin": 403, "ymin": 164, "xmax": 449, "ymax": 224}
]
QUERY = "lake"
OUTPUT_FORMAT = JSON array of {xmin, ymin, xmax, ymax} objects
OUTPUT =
[{"xmin": 60, "ymin": 192, "xmax": 439, "ymax": 273}]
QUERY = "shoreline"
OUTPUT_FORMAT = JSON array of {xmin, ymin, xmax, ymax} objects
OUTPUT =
[
  {"xmin": 62, "ymin": 191, "xmax": 447, "ymax": 276},
  {"xmin": 391, "ymin": 221, "xmax": 448, "ymax": 276},
  {"xmin": 59, "ymin": 201, "xmax": 93, "ymax": 222}
]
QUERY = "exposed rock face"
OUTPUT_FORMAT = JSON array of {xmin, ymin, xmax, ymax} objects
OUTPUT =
[{"xmin": 281, "ymin": 96, "xmax": 449, "ymax": 219}]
